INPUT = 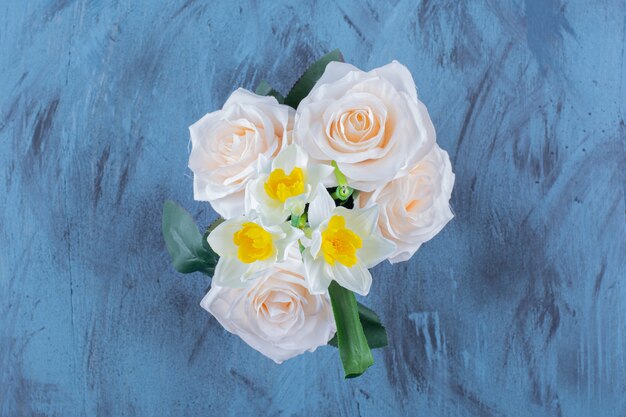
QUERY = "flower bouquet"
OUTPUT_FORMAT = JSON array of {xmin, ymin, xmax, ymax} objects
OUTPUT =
[{"xmin": 162, "ymin": 50, "xmax": 454, "ymax": 378}]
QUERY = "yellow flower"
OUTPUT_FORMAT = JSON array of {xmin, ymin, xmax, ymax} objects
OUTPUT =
[
  {"xmin": 321, "ymin": 215, "xmax": 362, "ymax": 267},
  {"xmin": 233, "ymin": 222, "xmax": 274, "ymax": 263},
  {"xmin": 301, "ymin": 185, "xmax": 396, "ymax": 296},
  {"xmin": 246, "ymin": 144, "xmax": 335, "ymax": 225},
  {"xmin": 207, "ymin": 212, "xmax": 303, "ymax": 288},
  {"xmin": 264, "ymin": 167, "xmax": 305, "ymax": 203}
]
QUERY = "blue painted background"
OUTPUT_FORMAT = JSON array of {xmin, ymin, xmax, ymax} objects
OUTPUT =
[{"xmin": 1, "ymin": 1, "xmax": 625, "ymax": 416}]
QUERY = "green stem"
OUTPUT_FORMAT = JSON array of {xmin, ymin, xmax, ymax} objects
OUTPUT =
[
  {"xmin": 331, "ymin": 161, "xmax": 348, "ymax": 186},
  {"xmin": 290, "ymin": 213, "xmax": 307, "ymax": 229},
  {"xmin": 290, "ymin": 214, "xmax": 301, "ymax": 228},
  {"xmin": 297, "ymin": 212, "xmax": 307, "ymax": 229},
  {"xmin": 331, "ymin": 161, "xmax": 353, "ymax": 201},
  {"xmin": 328, "ymin": 281, "xmax": 374, "ymax": 378}
]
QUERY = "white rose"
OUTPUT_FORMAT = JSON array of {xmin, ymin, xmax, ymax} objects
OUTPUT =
[
  {"xmin": 189, "ymin": 89, "xmax": 293, "ymax": 218},
  {"xmin": 200, "ymin": 248, "xmax": 336, "ymax": 364},
  {"xmin": 293, "ymin": 61, "xmax": 435, "ymax": 192},
  {"xmin": 356, "ymin": 144, "xmax": 454, "ymax": 263}
]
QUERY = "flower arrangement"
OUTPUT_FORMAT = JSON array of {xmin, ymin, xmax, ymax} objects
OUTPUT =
[{"xmin": 162, "ymin": 50, "xmax": 454, "ymax": 378}]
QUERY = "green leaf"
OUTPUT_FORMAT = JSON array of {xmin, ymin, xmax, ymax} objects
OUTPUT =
[
  {"xmin": 162, "ymin": 200, "xmax": 218, "ymax": 276},
  {"xmin": 255, "ymin": 79, "xmax": 285, "ymax": 104},
  {"xmin": 328, "ymin": 302, "xmax": 388, "ymax": 349},
  {"xmin": 328, "ymin": 282, "xmax": 374, "ymax": 379},
  {"xmin": 284, "ymin": 49, "xmax": 344, "ymax": 108}
]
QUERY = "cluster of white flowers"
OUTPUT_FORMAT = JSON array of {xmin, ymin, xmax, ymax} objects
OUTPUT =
[{"xmin": 189, "ymin": 61, "xmax": 454, "ymax": 363}]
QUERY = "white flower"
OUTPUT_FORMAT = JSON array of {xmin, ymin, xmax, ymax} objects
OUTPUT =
[
  {"xmin": 189, "ymin": 89, "xmax": 293, "ymax": 218},
  {"xmin": 301, "ymin": 185, "xmax": 395, "ymax": 296},
  {"xmin": 293, "ymin": 61, "xmax": 435, "ymax": 192},
  {"xmin": 356, "ymin": 144, "xmax": 454, "ymax": 263},
  {"xmin": 200, "ymin": 247, "xmax": 336, "ymax": 364},
  {"xmin": 207, "ymin": 212, "xmax": 303, "ymax": 288},
  {"xmin": 245, "ymin": 144, "xmax": 335, "ymax": 225}
]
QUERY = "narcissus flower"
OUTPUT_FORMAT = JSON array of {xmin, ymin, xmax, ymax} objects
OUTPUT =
[
  {"xmin": 246, "ymin": 144, "xmax": 335, "ymax": 225},
  {"xmin": 301, "ymin": 186, "xmax": 396, "ymax": 296},
  {"xmin": 207, "ymin": 212, "xmax": 303, "ymax": 288}
]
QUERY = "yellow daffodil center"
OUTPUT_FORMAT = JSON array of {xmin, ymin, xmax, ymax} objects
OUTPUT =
[
  {"xmin": 264, "ymin": 167, "xmax": 305, "ymax": 202},
  {"xmin": 233, "ymin": 222, "xmax": 274, "ymax": 263},
  {"xmin": 321, "ymin": 215, "xmax": 362, "ymax": 267}
]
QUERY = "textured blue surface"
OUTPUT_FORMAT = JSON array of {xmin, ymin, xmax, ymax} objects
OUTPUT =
[{"xmin": 1, "ymin": 1, "xmax": 625, "ymax": 416}]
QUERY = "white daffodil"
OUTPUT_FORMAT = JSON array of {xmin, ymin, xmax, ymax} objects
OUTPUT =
[
  {"xmin": 207, "ymin": 212, "xmax": 303, "ymax": 288},
  {"xmin": 301, "ymin": 185, "xmax": 396, "ymax": 296},
  {"xmin": 245, "ymin": 144, "xmax": 335, "ymax": 225}
]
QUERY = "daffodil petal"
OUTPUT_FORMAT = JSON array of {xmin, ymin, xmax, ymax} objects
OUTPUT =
[
  {"xmin": 207, "ymin": 218, "xmax": 242, "ymax": 257},
  {"xmin": 308, "ymin": 184, "xmax": 335, "ymax": 229},
  {"xmin": 329, "ymin": 261, "xmax": 372, "ymax": 296},
  {"xmin": 263, "ymin": 205, "xmax": 292, "ymax": 226},
  {"xmin": 285, "ymin": 193, "xmax": 308, "ymax": 216},
  {"xmin": 359, "ymin": 234, "xmax": 396, "ymax": 268},
  {"xmin": 310, "ymin": 229, "xmax": 322, "ymax": 258},
  {"xmin": 274, "ymin": 223, "xmax": 304, "ymax": 262},
  {"xmin": 307, "ymin": 162, "xmax": 335, "ymax": 186},
  {"xmin": 213, "ymin": 256, "xmax": 249, "ymax": 288},
  {"xmin": 303, "ymin": 250, "xmax": 333, "ymax": 294},
  {"xmin": 244, "ymin": 180, "xmax": 256, "ymax": 214},
  {"xmin": 255, "ymin": 152, "xmax": 273, "ymax": 174},
  {"xmin": 272, "ymin": 144, "xmax": 308, "ymax": 174},
  {"xmin": 246, "ymin": 258, "xmax": 276, "ymax": 278},
  {"xmin": 336, "ymin": 205, "xmax": 379, "ymax": 237}
]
